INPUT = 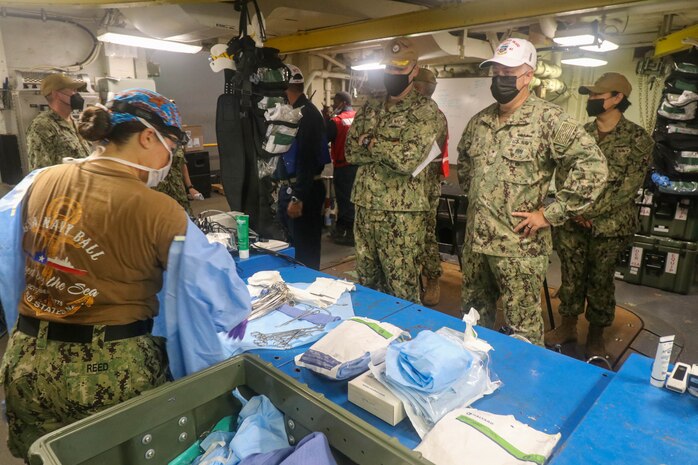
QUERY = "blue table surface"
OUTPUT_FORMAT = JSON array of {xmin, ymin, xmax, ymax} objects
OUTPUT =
[
  {"xmin": 237, "ymin": 258, "xmax": 414, "ymax": 369},
  {"xmin": 276, "ymin": 304, "xmax": 613, "ymax": 450},
  {"xmin": 234, "ymin": 247, "xmax": 295, "ymax": 276},
  {"xmin": 383, "ymin": 308, "xmax": 613, "ymax": 440},
  {"xmin": 233, "ymin": 258, "xmax": 693, "ymax": 463},
  {"xmin": 550, "ymin": 353, "xmax": 698, "ymax": 465}
]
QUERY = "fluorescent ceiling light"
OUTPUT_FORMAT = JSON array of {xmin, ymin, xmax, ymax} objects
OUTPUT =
[
  {"xmin": 553, "ymin": 34, "xmax": 596, "ymax": 47},
  {"xmin": 98, "ymin": 32, "xmax": 202, "ymax": 54},
  {"xmin": 561, "ymin": 57, "xmax": 608, "ymax": 67},
  {"xmin": 351, "ymin": 62, "xmax": 386, "ymax": 71},
  {"xmin": 580, "ymin": 40, "xmax": 619, "ymax": 52}
]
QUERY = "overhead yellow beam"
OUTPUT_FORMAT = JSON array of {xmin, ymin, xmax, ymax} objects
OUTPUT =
[
  {"xmin": 654, "ymin": 23, "xmax": 698, "ymax": 58},
  {"xmin": 266, "ymin": 0, "xmax": 647, "ymax": 53},
  {"xmin": 0, "ymin": 0, "xmax": 221, "ymax": 5}
]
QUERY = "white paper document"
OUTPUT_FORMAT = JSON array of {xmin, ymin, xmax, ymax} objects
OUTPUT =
[{"xmin": 412, "ymin": 140, "xmax": 442, "ymax": 177}]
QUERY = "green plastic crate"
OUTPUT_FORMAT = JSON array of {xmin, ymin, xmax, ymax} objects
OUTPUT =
[
  {"xmin": 650, "ymin": 195, "xmax": 698, "ymax": 241},
  {"xmin": 28, "ymin": 355, "xmax": 432, "ymax": 465},
  {"xmin": 641, "ymin": 237, "xmax": 698, "ymax": 294},
  {"xmin": 615, "ymin": 235, "xmax": 657, "ymax": 284}
]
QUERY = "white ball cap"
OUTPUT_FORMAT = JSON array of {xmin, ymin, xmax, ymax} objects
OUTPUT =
[
  {"xmin": 287, "ymin": 64, "xmax": 304, "ymax": 84},
  {"xmin": 480, "ymin": 38, "xmax": 537, "ymax": 69}
]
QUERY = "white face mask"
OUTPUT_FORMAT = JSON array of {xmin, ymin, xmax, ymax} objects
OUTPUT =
[{"xmin": 63, "ymin": 117, "xmax": 174, "ymax": 188}]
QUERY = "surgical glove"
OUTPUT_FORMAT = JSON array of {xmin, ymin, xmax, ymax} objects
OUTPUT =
[{"xmin": 228, "ymin": 319, "xmax": 248, "ymax": 340}]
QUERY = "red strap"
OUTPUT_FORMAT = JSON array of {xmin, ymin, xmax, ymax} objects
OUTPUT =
[{"xmin": 440, "ymin": 131, "xmax": 450, "ymax": 177}]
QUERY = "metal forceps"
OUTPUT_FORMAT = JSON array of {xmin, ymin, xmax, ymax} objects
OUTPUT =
[
  {"xmin": 251, "ymin": 325, "xmax": 324, "ymax": 349},
  {"xmin": 276, "ymin": 307, "xmax": 330, "ymax": 327}
]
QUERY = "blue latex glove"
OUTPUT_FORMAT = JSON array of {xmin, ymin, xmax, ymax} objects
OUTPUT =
[
  {"xmin": 228, "ymin": 319, "xmax": 248, "ymax": 340},
  {"xmin": 651, "ymin": 172, "xmax": 671, "ymax": 187}
]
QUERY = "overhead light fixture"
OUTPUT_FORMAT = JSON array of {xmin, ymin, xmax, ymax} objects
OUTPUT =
[
  {"xmin": 97, "ymin": 32, "xmax": 202, "ymax": 54},
  {"xmin": 561, "ymin": 57, "xmax": 608, "ymax": 67},
  {"xmin": 580, "ymin": 40, "xmax": 619, "ymax": 52},
  {"xmin": 553, "ymin": 34, "xmax": 596, "ymax": 47},
  {"xmin": 350, "ymin": 62, "xmax": 386, "ymax": 71},
  {"xmin": 553, "ymin": 20, "xmax": 617, "ymax": 53}
]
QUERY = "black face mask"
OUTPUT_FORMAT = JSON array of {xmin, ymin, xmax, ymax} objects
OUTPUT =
[
  {"xmin": 586, "ymin": 98, "xmax": 608, "ymax": 117},
  {"xmin": 383, "ymin": 70, "xmax": 413, "ymax": 97},
  {"xmin": 490, "ymin": 75, "xmax": 521, "ymax": 104},
  {"xmin": 70, "ymin": 93, "xmax": 85, "ymax": 111}
]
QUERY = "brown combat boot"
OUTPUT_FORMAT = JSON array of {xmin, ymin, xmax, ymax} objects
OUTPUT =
[
  {"xmin": 422, "ymin": 277, "xmax": 440, "ymax": 306},
  {"xmin": 585, "ymin": 325, "xmax": 607, "ymax": 359},
  {"xmin": 544, "ymin": 315, "xmax": 578, "ymax": 347}
]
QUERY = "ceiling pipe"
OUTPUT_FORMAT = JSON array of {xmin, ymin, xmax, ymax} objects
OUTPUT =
[
  {"xmin": 313, "ymin": 53, "xmax": 348, "ymax": 70},
  {"xmin": 539, "ymin": 17, "xmax": 557, "ymax": 39},
  {"xmin": 304, "ymin": 70, "xmax": 351, "ymax": 95}
]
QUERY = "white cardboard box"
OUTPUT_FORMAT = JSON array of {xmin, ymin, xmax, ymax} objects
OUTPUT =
[{"xmin": 348, "ymin": 371, "xmax": 406, "ymax": 426}]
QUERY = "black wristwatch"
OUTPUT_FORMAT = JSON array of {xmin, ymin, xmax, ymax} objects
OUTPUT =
[
  {"xmin": 186, "ymin": 185, "xmax": 194, "ymax": 190},
  {"xmin": 361, "ymin": 135, "xmax": 373, "ymax": 148}
]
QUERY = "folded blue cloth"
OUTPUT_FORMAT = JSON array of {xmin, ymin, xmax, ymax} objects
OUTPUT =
[
  {"xmin": 238, "ymin": 432, "xmax": 337, "ymax": 465},
  {"xmin": 229, "ymin": 390, "xmax": 289, "ymax": 462},
  {"xmin": 385, "ymin": 330, "xmax": 473, "ymax": 393}
]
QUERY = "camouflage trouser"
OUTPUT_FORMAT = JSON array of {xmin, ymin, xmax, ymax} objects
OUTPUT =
[
  {"xmin": 461, "ymin": 247, "xmax": 549, "ymax": 346},
  {"xmin": 420, "ymin": 193, "xmax": 443, "ymax": 280},
  {"xmin": 354, "ymin": 207, "xmax": 427, "ymax": 303},
  {"xmin": 0, "ymin": 326, "xmax": 169, "ymax": 460},
  {"xmin": 155, "ymin": 151, "xmax": 192, "ymax": 215},
  {"xmin": 553, "ymin": 224, "xmax": 632, "ymax": 327}
]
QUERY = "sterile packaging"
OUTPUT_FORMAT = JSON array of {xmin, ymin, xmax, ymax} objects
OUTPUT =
[
  {"xmin": 348, "ymin": 370, "xmax": 407, "ymax": 426},
  {"xmin": 415, "ymin": 408, "xmax": 561, "ymax": 465},
  {"xmin": 369, "ymin": 309, "xmax": 500, "ymax": 438},
  {"xmin": 295, "ymin": 317, "xmax": 408, "ymax": 380}
]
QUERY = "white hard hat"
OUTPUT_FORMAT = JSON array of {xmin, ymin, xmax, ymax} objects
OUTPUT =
[
  {"xmin": 209, "ymin": 44, "xmax": 234, "ymax": 73},
  {"xmin": 480, "ymin": 38, "xmax": 537, "ymax": 69},
  {"xmin": 287, "ymin": 64, "xmax": 304, "ymax": 84}
]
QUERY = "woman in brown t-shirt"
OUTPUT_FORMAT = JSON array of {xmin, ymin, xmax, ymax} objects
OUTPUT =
[{"xmin": 1, "ymin": 89, "xmax": 193, "ymax": 460}]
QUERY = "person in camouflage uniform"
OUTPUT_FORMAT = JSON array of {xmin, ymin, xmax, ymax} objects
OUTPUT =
[
  {"xmin": 1, "ymin": 328, "xmax": 168, "ymax": 458},
  {"xmin": 547, "ymin": 73, "xmax": 653, "ymax": 358},
  {"xmin": 413, "ymin": 68, "xmax": 448, "ymax": 306},
  {"xmin": 26, "ymin": 74, "xmax": 92, "ymax": 170},
  {"xmin": 346, "ymin": 38, "xmax": 446, "ymax": 303},
  {"xmin": 155, "ymin": 147, "xmax": 193, "ymax": 215},
  {"xmin": 457, "ymin": 38, "xmax": 607, "ymax": 346},
  {"xmin": 1, "ymin": 89, "xmax": 191, "ymax": 461}
]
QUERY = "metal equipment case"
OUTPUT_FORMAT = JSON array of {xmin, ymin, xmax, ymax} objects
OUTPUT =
[{"xmin": 28, "ymin": 355, "xmax": 432, "ymax": 465}]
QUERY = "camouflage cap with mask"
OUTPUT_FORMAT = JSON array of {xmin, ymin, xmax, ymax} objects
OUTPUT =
[
  {"xmin": 381, "ymin": 37, "xmax": 418, "ymax": 69},
  {"xmin": 381, "ymin": 38, "xmax": 419, "ymax": 97}
]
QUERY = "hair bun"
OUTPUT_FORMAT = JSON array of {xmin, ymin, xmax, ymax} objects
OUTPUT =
[{"xmin": 78, "ymin": 105, "xmax": 112, "ymax": 141}]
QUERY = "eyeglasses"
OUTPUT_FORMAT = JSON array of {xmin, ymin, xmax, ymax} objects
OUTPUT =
[{"xmin": 163, "ymin": 130, "xmax": 189, "ymax": 151}]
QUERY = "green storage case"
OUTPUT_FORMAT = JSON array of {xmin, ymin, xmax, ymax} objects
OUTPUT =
[
  {"xmin": 641, "ymin": 237, "xmax": 698, "ymax": 294},
  {"xmin": 28, "ymin": 355, "xmax": 432, "ymax": 465},
  {"xmin": 615, "ymin": 235, "xmax": 657, "ymax": 284},
  {"xmin": 650, "ymin": 196, "xmax": 698, "ymax": 241}
]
